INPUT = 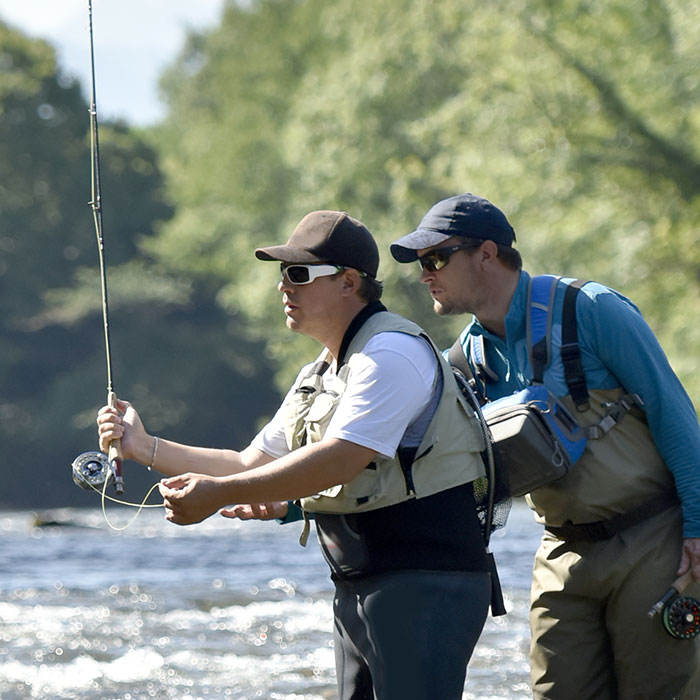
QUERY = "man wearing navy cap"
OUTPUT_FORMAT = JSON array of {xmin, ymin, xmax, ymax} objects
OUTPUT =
[{"xmin": 391, "ymin": 193, "xmax": 700, "ymax": 700}]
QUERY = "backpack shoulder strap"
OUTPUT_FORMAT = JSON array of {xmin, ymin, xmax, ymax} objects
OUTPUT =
[
  {"xmin": 561, "ymin": 278, "xmax": 590, "ymax": 410},
  {"xmin": 527, "ymin": 274, "xmax": 560, "ymax": 383},
  {"xmin": 527, "ymin": 274, "xmax": 590, "ymax": 410},
  {"xmin": 469, "ymin": 335, "xmax": 499, "ymax": 382}
]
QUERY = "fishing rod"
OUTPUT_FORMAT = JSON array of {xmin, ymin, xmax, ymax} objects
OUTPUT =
[{"xmin": 72, "ymin": 0, "xmax": 124, "ymax": 495}]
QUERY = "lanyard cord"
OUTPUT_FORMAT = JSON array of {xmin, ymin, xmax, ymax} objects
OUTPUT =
[{"xmin": 88, "ymin": 0, "xmax": 124, "ymax": 494}]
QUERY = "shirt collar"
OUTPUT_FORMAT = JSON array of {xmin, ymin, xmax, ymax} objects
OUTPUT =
[
  {"xmin": 503, "ymin": 269, "xmax": 530, "ymax": 346},
  {"xmin": 461, "ymin": 269, "xmax": 530, "ymax": 348}
]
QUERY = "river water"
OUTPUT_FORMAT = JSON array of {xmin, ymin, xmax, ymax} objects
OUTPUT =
[{"xmin": 0, "ymin": 498, "xmax": 542, "ymax": 700}]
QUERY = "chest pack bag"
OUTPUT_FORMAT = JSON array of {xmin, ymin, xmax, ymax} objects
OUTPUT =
[{"xmin": 449, "ymin": 275, "xmax": 590, "ymax": 498}]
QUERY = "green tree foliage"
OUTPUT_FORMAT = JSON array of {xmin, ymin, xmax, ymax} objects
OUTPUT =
[
  {"xmin": 154, "ymin": 0, "xmax": 700, "ymax": 401},
  {"xmin": 0, "ymin": 22, "xmax": 103, "ymax": 503},
  {"xmin": 3, "ymin": 0, "xmax": 699, "ymax": 507},
  {"xmin": 0, "ymin": 20, "xmax": 280, "ymax": 507}
]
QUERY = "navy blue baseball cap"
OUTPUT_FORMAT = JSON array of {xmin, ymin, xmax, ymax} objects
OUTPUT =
[{"xmin": 390, "ymin": 193, "xmax": 516, "ymax": 263}]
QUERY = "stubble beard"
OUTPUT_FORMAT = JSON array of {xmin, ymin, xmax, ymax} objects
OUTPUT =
[{"xmin": 434, "ymin": 298, "xmax": 471, "ymax": 316}]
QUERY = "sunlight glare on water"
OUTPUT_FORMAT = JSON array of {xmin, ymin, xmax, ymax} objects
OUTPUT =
[{"xmin": 0, "ymin": 500, "xmax": 540, "ymax": 700}]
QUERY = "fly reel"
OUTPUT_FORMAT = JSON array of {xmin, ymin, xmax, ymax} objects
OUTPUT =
[
  {"xmin": 648, "ymin": 571, "xmax": 700, "ymax": 640},
  {"xmin": 72, "ymin": 451, "xmax": 113, "ymax": 491},
  {"xmin": 662, "ymin": 595, "xmax": 700, "ymax": 640}
]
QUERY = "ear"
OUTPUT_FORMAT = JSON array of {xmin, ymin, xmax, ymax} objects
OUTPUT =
[
  {"xmin": 340, "ymin": 269, "xmax": 363, "ymax": 297},
  {"xmin": 478, "ymin": 240, "xmax": 499, "ymax": 265}
]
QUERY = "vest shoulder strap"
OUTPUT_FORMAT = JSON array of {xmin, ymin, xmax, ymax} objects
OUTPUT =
[
  {"xmin": 448, "ymin": 336, "xmax": 470, "ymax": 376},
  {"xmin": 448, "ymin": 336, "xmax": 487, "ymax": 404}
]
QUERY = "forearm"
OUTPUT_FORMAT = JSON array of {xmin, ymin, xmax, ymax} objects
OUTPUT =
[
  {"xmin": 146, "ymin": 438, "xmax": 237, "ymax": 477},
  {"xmin": 160, "ymin": 438, "xmax": 377, "ymax": 527},
  {"xmin": 141, "ymin": 437, "xmax": 266, "ymax": 478},
  {"xmin": 97, "ymin": 399, "xmax": 268, "ymax": 477},
  {"xmin": 216, "ymin": 438, "xmax": 375, "ymax": 505}
]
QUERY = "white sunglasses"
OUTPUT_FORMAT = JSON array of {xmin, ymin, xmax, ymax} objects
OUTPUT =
[{"xmin": 280, "ymin": 263, "xmax": 344, "ymax": 285}]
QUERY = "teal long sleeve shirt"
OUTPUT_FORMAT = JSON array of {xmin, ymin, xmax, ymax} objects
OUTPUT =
[{"xmin": 457, "ymin": 270, "xmax": 700, "ymax": 538}]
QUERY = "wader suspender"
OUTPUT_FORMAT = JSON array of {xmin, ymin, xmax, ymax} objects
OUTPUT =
[{"xmin": 561, "ymin": 280, "xmax": 590, "ymax": 410}]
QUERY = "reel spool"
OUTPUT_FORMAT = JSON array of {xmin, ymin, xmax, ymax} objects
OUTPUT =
[
  {"xmin": 662, "ymin": 595, "xmax": 700, "ymax": 640},
  {"xmin": 72, "ymin": 451, "xmax": 113, "ymax": 491},
  {"xmin": 649, "ymin": 571, "xmax": 700, "ymax": 640}
]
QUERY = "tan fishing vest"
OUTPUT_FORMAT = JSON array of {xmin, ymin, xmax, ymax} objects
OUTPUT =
[
  {"xmin": 281, "ymin": 311, "xmax": 486, "ymax": 515},
  {"xmin": 526, "ymin": 387, "xmax": 676, "ymax": 526}
]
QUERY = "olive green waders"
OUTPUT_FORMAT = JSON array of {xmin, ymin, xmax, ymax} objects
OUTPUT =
[{"xmin": 530, "ymin": 506, "xmax": 700, "ymax": 700}]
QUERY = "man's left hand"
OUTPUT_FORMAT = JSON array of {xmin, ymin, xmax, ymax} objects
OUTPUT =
[
  {"xmin": 159, "ymin": 473, "xmax": 227, "ymax": 525},
  {"xmin": 678, "ymin": 538, "xmax": 700, "ymax": 581},
  {"xmin": 220, "ymin": 501, "xmax": 289, "ymax": 521}
]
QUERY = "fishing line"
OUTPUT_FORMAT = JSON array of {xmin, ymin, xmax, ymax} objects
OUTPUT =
[
  {"xmin": 72, "ymin": 451, "xmax": 164, "ymax": 531},
  {"xmin": 97, "ymin": 476, "xmax": 163, "ymax": 532}
]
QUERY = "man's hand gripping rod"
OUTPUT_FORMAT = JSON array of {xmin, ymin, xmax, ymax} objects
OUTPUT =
[{"xmin": 107, "ymin": 391, "xmax": 124, "ymax": 494}]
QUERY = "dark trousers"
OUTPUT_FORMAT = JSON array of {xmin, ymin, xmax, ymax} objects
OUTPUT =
[{"xmin": 333, "ymin": 569, "xmax": 491, "ymax": 700}]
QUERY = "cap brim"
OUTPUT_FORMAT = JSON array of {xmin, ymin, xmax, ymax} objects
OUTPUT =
[
  {"xmin": 389, "ymin": 230, "xmax": 451, "ymax": 262},
  {"xmin": 254, "ymin": 245, "xmax": 324, "ymax": 264}
]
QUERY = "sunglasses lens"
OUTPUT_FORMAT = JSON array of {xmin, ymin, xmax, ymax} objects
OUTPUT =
[
  {"xmin": 431, "ymin": 252, "xmax": 449, "ymax": 270},
  {"xmin": 283, "ymin": 265, "xmax": 311, "ymax": 284},
  {"xmin": 419, "ymin": 251, "xmax": 447, "ymax": 272}
]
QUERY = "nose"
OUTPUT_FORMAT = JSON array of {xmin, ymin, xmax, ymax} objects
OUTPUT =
[
  {"xmin": 278, "ymin": 272, "xmax": 294, "ymax": 293},
  {"xmin": 419, "ymin": 264, "xmax": 434, "ymax": 284}
]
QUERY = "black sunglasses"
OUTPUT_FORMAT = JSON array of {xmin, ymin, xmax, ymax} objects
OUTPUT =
[{"xmin": 417, "ymin": 242, "xmax": 482, "ymax": 272}]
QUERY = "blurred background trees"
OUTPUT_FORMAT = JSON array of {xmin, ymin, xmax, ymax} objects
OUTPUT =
[{"xmin": 1, "ymin": 0, "xmax": 698, "ymax": 507}]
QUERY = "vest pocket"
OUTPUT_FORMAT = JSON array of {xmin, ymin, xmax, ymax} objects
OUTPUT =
[{"xmin": 310, "ymin": 462, "xmax": 380, "ymax": 506}]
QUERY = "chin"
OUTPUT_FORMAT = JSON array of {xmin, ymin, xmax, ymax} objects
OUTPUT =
[
  {"xmin": 434, "ymin": 301, "xmax": 462, "ymax": 317},
  {"xmin": 434, "ymin": 301, "xmax": 450, "ymax": 316}
]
